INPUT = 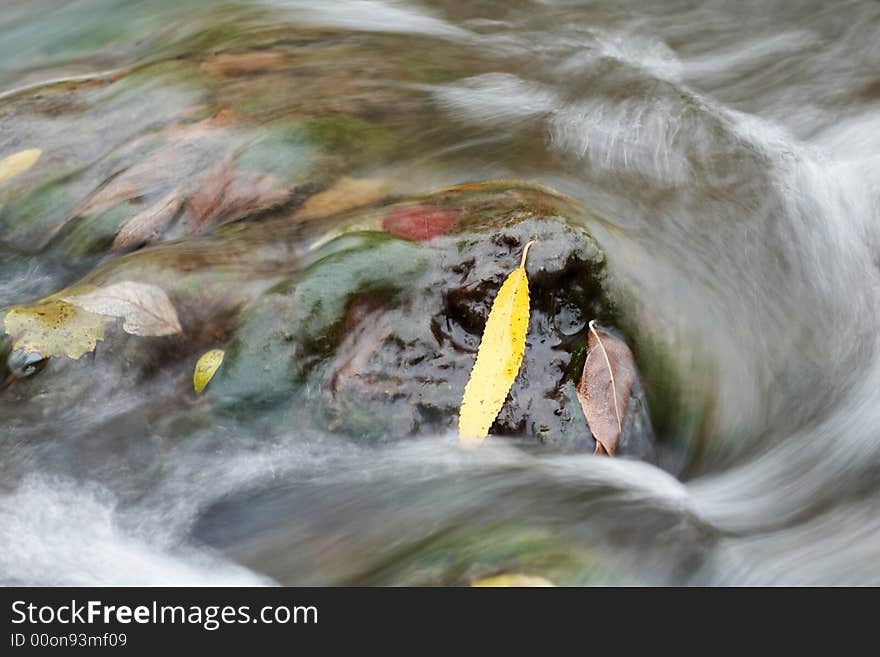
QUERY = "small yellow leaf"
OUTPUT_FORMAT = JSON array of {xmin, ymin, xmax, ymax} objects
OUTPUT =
[
  {"xmin": 472, "ymin": 573, "xmax": 555, "ymax": 587},
  {"xmin": 3, "ymin": 300, "xmax": 111, "ymax": 359},
  {"xmin": 0, "ymin": 148, "xmax": 42, "ymax": 185},
  {"xmin": 194, "ymin": 348, "xmax": 225, "ymax": 394},
  {"xmin": 458, "ymin": 241, "xmax": 534, "ymax": 446}
]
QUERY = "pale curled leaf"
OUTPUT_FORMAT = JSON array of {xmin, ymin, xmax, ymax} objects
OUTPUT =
[
  {"xmin": 458, "ymin": 241, "xmax": 534, "ymax": 446},
  {"xmin": 62, "ymin": 281, "xmax": 182, "ymax": 337},
  {"xmin": 3, "ymin": 300, "xmax": 111, "ymax": 359},
  {"xmin": 576, "ymin": 321, "xmax": 636, "ymax": 456},
  {"xmin": 0, "ymin": 148, "xmax": 41, "ymax": 185},
  {"xmin": 472, "ymin": 573, "xmax": 555, "ymax": 587},
  {"xmin": 194, "ymin": 349, "xmax": 225, "ymax": 394}
]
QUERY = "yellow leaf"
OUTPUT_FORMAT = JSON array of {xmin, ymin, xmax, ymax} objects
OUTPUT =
[
  {"xmin": 472, "ymin": 573, "xmax": 555, "ymax": 587},
  {"xmin": 3, "ymin": 300, "xmax": 111, "ymax": 360},
  {"xmin": 0, "ymin": 148, "xmax": 42, "ymax": 185},
  {"xmin": 458, "ymin": 241, "xmax": 534, "ymax": 445},
  {"xmin": 194, "ymin": 348, "xmax": 225, "ymax": 394}
]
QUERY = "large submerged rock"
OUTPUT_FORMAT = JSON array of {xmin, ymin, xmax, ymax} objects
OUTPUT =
[
  {"xmin": 1, "ymin": 182, "xmax": 657, "ymax": 460},
  {"xmin": 213, "ymin": 183, "xmax": 654, "ymax": 456}
]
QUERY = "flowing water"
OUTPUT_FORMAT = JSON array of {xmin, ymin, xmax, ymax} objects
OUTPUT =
[{"xmin": 2, "ymin": 0, "xmax": 880, "ymax": 585}]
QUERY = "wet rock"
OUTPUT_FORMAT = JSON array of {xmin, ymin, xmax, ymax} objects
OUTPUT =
[
  {"xmin": 2, "ymin": 182, "xmax": 657, "ymax": 460},
  {"xmin": 213, "ymin": 183, "xmax": 656, "ymax": 457},
  {"xmin": 208, "ymin": 233, "xmax": 428, "ymax": 408}
]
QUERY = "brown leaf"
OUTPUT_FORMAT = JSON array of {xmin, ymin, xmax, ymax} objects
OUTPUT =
[
  {"xmin": 110, "ymin": 191, "xmax": 182, "ymax": 252},
  {"xmin": 200, "ymin": 52, "xmax": 286, "ymax": 77},
  {"xmin": 166, "ymin": 108, "xmax": 238, "ymax": 137},
  {"xmin": 185, "ymin": 158, "xmax": 289, "ymax": 233},
  {"xmin": 576, "ymin": 321, "xmax": 636, "ymax": 456},
  {"xmin": 72, "ymin": 110, "xmax": 238, "ymax": 220},
  {"xmin": 294, "ymin": 177, "xmax": 388, "ymax": 221}
]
